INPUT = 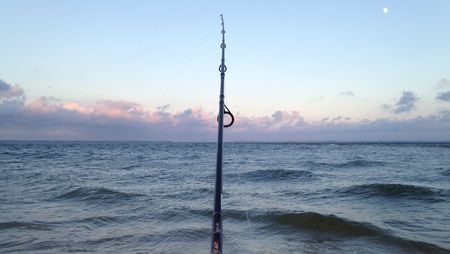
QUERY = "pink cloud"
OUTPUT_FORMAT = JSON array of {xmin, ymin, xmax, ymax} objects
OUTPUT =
[
  {"xmin": 0, "ymin": 80, "xmax": 25, "ymax": 99},
  {"xmin": 1, "ymin": 79, "xmax": 450, "ymax": 141},
  {"xmin": 28, "ymin": 98, "xmax": 210, "ymax": 125},
  {"xmin": 233, "ymin": 110, "xmax": 305, "ymax": 133},
  {"xmin": 1, "ymin": 95, "xmax": 217, "ymax": 140},
  {"xmin": 26, "ymin": 97, "xmax": 60, "ymax": 112}
]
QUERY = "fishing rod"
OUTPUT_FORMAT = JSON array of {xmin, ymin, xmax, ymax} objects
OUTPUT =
[{"xmin": 211, "ymin": 14, "xmax": 234, "ymax": 254}]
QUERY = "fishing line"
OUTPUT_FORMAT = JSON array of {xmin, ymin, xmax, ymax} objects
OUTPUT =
[
  {"xmin": 229, "ymin": 141, "xmax": 253, "ymax": 236},
  {"xmin": 156, "ymin": 19, "xmax": 217, "ymax": 105}
]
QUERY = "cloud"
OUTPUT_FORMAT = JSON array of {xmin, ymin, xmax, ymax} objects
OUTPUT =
[
  {"xmin": 394, "ymin": 91, "xmax": 419, "ymax": 114},
  {"xmin": 1, "ymin": 81, "xmax": 450, "ymax": 141},
  {"xmin": 436, "ymin": 91, "xmax": 450, "ymax": 102},
  {"xmin": 320, "ymin": 116, "xmax": 351, "ymax": 123},
  {"xmin": 226, "ymin": 111, "xmax": 450, "ymax": 142},
  {"xmin": 436, "ymin": 78, "xmax": 450, "ymax": 89},
  {"xmin": 234, "ymin": 110, "xmax": 305, "ymax": 133},
  {"xmin": 381, "ymin": 104, "xmax": 391, "ymax": 111},
  {"xmin": 332, "ymin": 116, "xmax": 351, "ymax": 121},
  {"xmin": 157, "ymin": 104, "xmax": 171, "ymax": 111},
  {"xmin": 0, "ymin": 79, "xmax": 25, "ymax": 99},
  {"xmin": 339, "ymin": 90, "xmax": 355, "ymax": 97},
  {"xmin": 0, "ymin": 96, "xmax": 217, "ymax": 141},
  {"xmin": 1, "ymin": 94, "xmax": 450, "ymax": 141}
]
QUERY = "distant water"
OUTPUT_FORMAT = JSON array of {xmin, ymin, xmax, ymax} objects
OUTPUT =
[{"xmin": 1, "ymin": 141, "xmax": 450, "ymax": 253}]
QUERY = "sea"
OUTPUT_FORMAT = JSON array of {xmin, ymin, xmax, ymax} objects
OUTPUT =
[{"xmin": 0, "ymin": 141, "xmax": 449, "ymax": 254}]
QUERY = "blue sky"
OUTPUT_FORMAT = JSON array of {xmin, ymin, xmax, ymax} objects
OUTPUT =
[{"xmin": 1, "ymin": 1, "xmax": 450, "ymax": 141}]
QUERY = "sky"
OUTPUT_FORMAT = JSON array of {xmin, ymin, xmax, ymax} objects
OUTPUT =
[{"xmin": 1, "ymin": 0, "xmax": 450, "ymax": 141}]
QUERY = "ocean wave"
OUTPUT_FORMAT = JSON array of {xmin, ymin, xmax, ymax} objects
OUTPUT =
[
  {"xmin": 441, "ymin": 169, "xmax": 450, "ymax": 176},
  {"xmin": 223, "ymin": 210, "xmax": 450, "ymax": 253},
  {"xmin": 267, "ymin": 211, "xmax": 449, "ymax": 253},
  {"xmin": 153, "ymin": 227, "xmax": 210, "ymax": 242},
  {"xmin": 74, "ymin": 215, "xmax": 127, "ymax": 226},
  {"xmin": 270, "ymin": 212, "xmax": 381, "ymax": 236},
  {"xmin": 33, "ymin": 152, "xmax": 67, "ymax": 160},
  {"xmin": 164, "ymin": 187, "xmax": 217, "ymax": 200},
  {"xmin": 0, "ymin": 216, "xmax": 128, "ymax": 233},
  {"xmin": 183, "ymin": 154, "xmax": 201, "ymax": 160},
  {"xmin": 0, "ymin": 221, "xmax": 52, "ymax": 231},
  {"xmin": 0, "ymin": 151, "xmax": 20, "ymax": 156},
  {"xmin": 71, "ymin": 235, "xmax": 135, "ymax": 249},
  {"xmin": 306, "ymin": 159, "xmax": 387, "ymax": 169},
  {"xmin": 121, "ymin": 164, "xmax": 141, "ymax": 170},
  {"xmin": 155, "ymin": 207, "xmax": 213, "ymax": 223},
  {"xmin": 53, "ymin": 186, "xmax": 144, "ymax": 203},
  {"xmin": 339, "ymin": 183, "xmax": 448, "ymax": 201},
  {"xmin": 230, "ymin": 169, "xmax": 315, "ymax": 182}
]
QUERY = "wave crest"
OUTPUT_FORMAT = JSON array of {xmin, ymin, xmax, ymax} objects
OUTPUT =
[
  {"xmin": 273, "ymin": 212, "xmax": 380, "ymax": 236},
  {"xmin": 339, "ymin": 183, "xmax": 447, "ymax": 201},
  {"xmin": 0, "ymin": 221, "xmax": 51, "ymax": 231},
  {"xmin": 53, "ymin": 187, "xmax": 143, "ymax": 203},
  {"xmin": 266, "ymin": 211, "xmax": 449, "ymax": 253},
  {"xmin": 232, "ymin": 169, "xmax": 315, "ymax": 182},
  {"xmin": 307, "ymin": 160, "xmax": 387, "ymax": 169}
]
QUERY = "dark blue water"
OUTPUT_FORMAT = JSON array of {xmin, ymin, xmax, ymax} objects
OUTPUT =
[{"xmin": 1, "ymin": 142, "xmax": 449, "ymax": 253}]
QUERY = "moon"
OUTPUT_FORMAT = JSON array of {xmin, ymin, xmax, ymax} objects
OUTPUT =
[{"xmin": 383, "ymin": 7, "xmax": 389, "ymax": 14}]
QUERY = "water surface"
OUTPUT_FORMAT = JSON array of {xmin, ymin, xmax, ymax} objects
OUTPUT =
[{"xmin": 1, "ymin": 142, "xmax": 449, "ymax": 253}]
